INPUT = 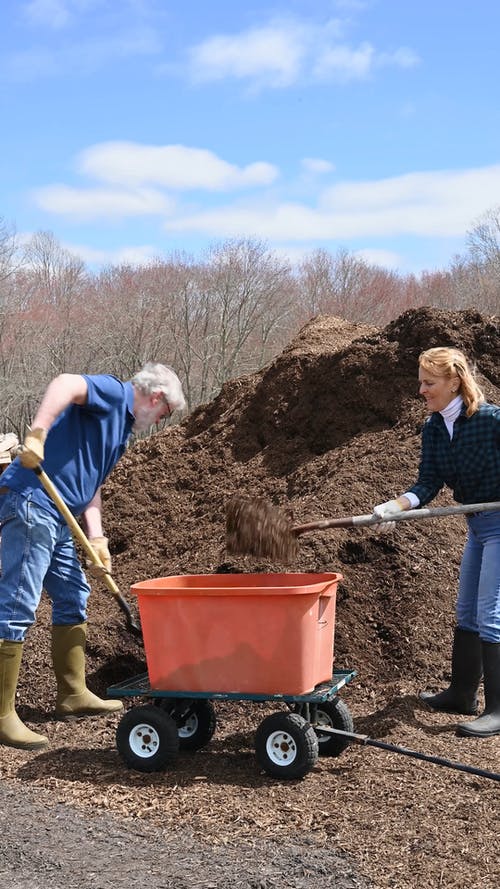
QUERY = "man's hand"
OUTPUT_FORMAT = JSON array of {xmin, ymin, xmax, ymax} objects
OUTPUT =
[
  {"xmin": 87, "ymin": 536, "xmax": 112, "ymax": 576},
  {"xmin": 372, "ymin": 498, "xmax": 407, "ymax": 532},
  {"xmin": 19, "ymin": 428, "xmax": 47, "ymax": 469}
]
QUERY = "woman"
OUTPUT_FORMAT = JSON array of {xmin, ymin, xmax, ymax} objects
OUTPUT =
[{"xmin": 372, "ymin": 346, "xmax": 500, "ymax": 738}]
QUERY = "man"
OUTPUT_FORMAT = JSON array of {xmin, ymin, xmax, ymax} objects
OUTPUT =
[{"xmin": 0, "ymin": 362, "xmax": 186, "ymax": 750}]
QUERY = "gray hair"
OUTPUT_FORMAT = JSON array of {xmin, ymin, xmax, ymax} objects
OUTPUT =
[{"xmin": 130, "ymin": 362, "xmax": 186, "ymax": 412}]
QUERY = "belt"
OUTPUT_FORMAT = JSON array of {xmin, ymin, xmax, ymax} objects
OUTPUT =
[{"xmin": 0, "ymin": 486, "xmax": 10, "ymax": 494}]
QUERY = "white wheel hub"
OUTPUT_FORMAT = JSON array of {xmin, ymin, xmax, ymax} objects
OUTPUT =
[
  {"xmin": 128, "ymin": 722, "xmax": 160, "ymax": 759},
  {"xmin": 265, "ymin": 729, "xmax": 298, "ymax": 766},
  {"xmin": 178, "ymin": 713, "xmax": 198, "ymax": 739}
]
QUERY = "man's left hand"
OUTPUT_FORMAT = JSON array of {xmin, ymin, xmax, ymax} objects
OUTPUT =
[{"xmin": 87, "ymin": 536, "xmax": 112, "ymax": 575}]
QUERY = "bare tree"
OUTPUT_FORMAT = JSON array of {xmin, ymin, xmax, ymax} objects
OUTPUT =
[
  {"xmin": 0, "ymin": 217, "xmax": 19, "ymax": 285},
  {"xmin": 200, "ymin": 239, "xmax": 295, "ymax": 394},
  {"xmin": 465, "ymin": 206, "xmax": 500, "ymax": 313},
  {"xmin": 296, "ymin": 248, "xmax": 411, "ymax": 326},
  {"xmin": 4, "ymin": 218, "xmax": 498, "ymax": 437},
  {"xmin": 466, "ymin": 205, "xmax": 500, "ymax": 273},
  {"xmin": 21, "ymin": 231, "xmax": 90, "ymax": 374}
]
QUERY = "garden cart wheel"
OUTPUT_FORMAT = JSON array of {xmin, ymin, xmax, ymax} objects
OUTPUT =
[
  {"xmin": 156, "ymin": 698, "xmax": 217, "ymax": 751},
  {"xmin": 313, "ymin": 697, "xmax": 354, "ymax": 757},
  {"xmin": 255, "ymin": 712, "xmax": 319, "ymax": 779},
  {"xmin": 116, "ymin": 704, "xmax": 179, "ymax": 773}
]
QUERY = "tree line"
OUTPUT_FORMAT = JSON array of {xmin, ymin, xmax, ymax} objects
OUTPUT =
[{"xmin": 1, "ymin": 206, "xmax": 499, "ymax": 436}]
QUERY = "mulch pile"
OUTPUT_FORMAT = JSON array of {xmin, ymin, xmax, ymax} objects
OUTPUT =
[{"xmin": 3, "ymin": 306, "xmax": 500, "ymax": 889}]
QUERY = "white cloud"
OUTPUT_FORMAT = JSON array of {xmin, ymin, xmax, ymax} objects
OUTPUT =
[
  {"xmin": 33, "ymin": 145, "xmax": 500, "ymax": 257},
  {"xmin": 301, "ymin": 157, "xmax": 335, "ymax": 174},
  {"xmin": 163, "ymin": 203, "xmax": 338, "ymax": 240},
  {"xmin": 33, "ymin": 184, "xmax": 173, "ymax": 219},
  {"xmin": 76, "ymin": 142, "xmax": 278, "ymax": 190},
  {"xmin": 162, "ymin": 164, "xmax": 500, "ymax": 242},
  {"xmin": 188, "ymin": 22, "xmax": 306, "ymax": 88},
  {"xmin": 320, "ymin": 166, "xmax": 500, "ymax": 221},
  {"xmin": 313, "ymin": 41, "xmax": 375, "ymax": 81},
  {"xmin": 187, "ymin": 17, "xmax": 419, "ymax": 89},
  {"xmin": 313, "ymin": 43, "xmax": 419, "ymax": 82}
]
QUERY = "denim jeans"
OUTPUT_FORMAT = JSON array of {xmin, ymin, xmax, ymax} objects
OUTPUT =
[
  {"xmin": 457, "ymin": 510, "xmax": 500, "ymax": 643},
  {"xmin": 0, "ymin": 490, "xmax": 90, "ymax": 642}
]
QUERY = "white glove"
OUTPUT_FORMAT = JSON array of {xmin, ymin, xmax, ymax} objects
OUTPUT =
[{"xmin": 372, "ymin": 498, "xmax": 405, "ymax": 532}]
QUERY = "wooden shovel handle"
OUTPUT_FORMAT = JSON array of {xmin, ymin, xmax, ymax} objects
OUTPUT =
[
  {"xmin": 292, "ymin": 501, "xmax": 500, "ymax": 536},
  {"xmin": 31, "ymin": 465, "xmax": 141, "ymax": 634}
]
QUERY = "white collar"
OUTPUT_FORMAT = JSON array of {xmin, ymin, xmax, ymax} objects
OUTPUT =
[{"xmin": 440, "ymin": 395, "xmax": 463, "ymax": 424}]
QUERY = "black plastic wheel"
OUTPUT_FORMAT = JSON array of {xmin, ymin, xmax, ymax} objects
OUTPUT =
[
  {"xmin": 116, "ymin": 705, "xmax": 179, "ymax": 773},
  {"xmin": 156, "ymin": 698, "xmax": 217, "ymax": 751},
  {"xmin": 313, "ymin": 698, "xmax": 354, "ymax": 757},
  {"xmin": 255, "ymin": 712, "xmax": 319, "ymax": 779}
]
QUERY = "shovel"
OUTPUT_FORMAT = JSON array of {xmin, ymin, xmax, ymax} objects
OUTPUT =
[
  {"xmin": 226, "ymin": 496, "xmax": 500, "ymax": 563},
  {"xmin": 29, "ymin": 463, "xmax": 142, "ymax": 637}
]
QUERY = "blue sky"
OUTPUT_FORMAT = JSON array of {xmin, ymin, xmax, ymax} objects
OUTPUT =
[{"xmin": 1, "ymin": 0, "xmax": 499, "ymax": 275}]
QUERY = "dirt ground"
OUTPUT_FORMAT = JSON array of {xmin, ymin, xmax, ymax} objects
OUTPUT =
[{"xmin": 1, "ymin": 306, "xmax": 500, "ymax": 889}]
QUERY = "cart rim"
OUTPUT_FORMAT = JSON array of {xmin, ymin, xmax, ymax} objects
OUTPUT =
[
  {"xmin": 265, "ymin": 728, "xmax": 298, "ymax": 766},
  {"xmin": 178, "ymin": 713, "xmax": 198, "ymax": 739},
  {"xmin": 127, "ymin": 721, "xmax": 162, "ymax": 758}
]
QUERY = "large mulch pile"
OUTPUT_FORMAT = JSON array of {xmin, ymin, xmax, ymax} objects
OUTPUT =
[{"xmin": 3, "ymin": 306, "xmax": 500, "ymax": 889}]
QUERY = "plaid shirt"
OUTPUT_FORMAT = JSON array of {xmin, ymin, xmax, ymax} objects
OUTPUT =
[{"xmin": 409, "ymin": 402, "xmax": 500, "ymax": 506}]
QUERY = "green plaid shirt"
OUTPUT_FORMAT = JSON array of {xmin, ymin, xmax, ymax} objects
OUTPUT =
[{"xmin": 409, "ymin": 402, "xmax": 500, "ymax": 506}]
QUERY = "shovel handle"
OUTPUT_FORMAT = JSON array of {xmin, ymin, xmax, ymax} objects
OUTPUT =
[
  {"xmin": 293, "ymin": 501, "xmax": 500, "ymax": 536},
  {"xmin": 31, "ymin": 465, "xmax": 140, "ymax": 632}
]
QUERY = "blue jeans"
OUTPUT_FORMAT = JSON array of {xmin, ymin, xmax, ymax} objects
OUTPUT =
[
  {"xmin": 457, "ymin": 510, "xmax": 500, "ymax": 643},
  {"xmin": 0, "ymin": 490, "xmax": 90, "ymax": 642}
]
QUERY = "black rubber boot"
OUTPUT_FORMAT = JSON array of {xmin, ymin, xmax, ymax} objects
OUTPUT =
[
  {"xmin": 420, "ymin": 627, "xmax": 482, "ymax": 715},
  {"xmin": 457, "ymin": 641, "xmax": 500, "ymax": 737}
]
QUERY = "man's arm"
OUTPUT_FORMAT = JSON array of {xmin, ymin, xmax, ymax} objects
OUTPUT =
[
  {"xmin": 20, "ymin": 374, "xmax": 88, "ymax": 469},
  {"xmin": 82, "ymin": 488, "xmax": 104, "ymax": 538},
  {"xmin": 82, "ymin": 488, "xmax": 112, "ymax": 574},
  {"xmin": 31, "ymin": 373, "xmax": 88, "ymax": 431}
]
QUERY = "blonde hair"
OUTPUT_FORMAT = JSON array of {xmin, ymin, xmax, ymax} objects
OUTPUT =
[{"xmin": 419, "ymin": 347, "xmax": 484, "ymax": 417}]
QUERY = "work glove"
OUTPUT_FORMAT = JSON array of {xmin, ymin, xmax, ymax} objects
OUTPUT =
[
  {"xmin": 19, "ymin": 428, "xmax": 47, "ymax": 469},
  {"xmin": 372, "ymin": 498, "xmax": 406, "ymax": 532},
  {"xmin": 87, "ymin": 536, "xmax": 112, "ymax": 577}
]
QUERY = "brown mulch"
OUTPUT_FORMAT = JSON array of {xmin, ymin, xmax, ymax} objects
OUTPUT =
[{"xmin": 2, "ymin": 306, "xmax": 500, "ymax": 889}]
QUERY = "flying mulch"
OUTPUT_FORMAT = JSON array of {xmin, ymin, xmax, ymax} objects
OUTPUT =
[{"xmin": 225, "ymin": 496, "xmax": 298, "ymax": 563}]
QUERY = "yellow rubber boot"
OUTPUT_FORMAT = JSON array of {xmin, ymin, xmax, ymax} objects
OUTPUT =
[
  {"xmin": 52, "ymin": 623, "xmax": 123, "ymax": 718},
  {"xmin": 0, "ymin": 640, "xmax": 49, "ymax": 750}
]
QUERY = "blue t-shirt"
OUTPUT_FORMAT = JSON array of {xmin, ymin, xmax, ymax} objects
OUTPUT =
[{"xmin": 2, "ymin": 374, "xmax": 135, "ymax": 518}]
